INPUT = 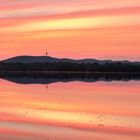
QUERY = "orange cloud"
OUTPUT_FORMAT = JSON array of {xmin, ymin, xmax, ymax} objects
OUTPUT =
[{"xmin": 0, "ymin": 0, "xmax": 140, "ymax": 60}]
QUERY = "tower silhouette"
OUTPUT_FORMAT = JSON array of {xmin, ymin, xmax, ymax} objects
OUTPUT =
[{"xmin": 46, "ymin": 49, "xmax": 48, "ymax": 56}]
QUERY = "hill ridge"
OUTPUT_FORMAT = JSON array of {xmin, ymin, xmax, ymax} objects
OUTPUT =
[{"xmin": 1, "ymin": 55, "xmax": 139, "ymax": 64}]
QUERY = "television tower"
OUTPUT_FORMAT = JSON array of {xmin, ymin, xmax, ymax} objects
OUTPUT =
[{"xmin": 46, "ymin": 49, "xmax": 48, "ymax": 56}]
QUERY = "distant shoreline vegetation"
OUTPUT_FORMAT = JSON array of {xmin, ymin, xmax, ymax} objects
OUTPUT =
[
  {"xmin": 0, "ymin": 56, "xmax": 140, "ymax": 72},
  {"xmin": 0, "ymin": 62, "xmax": 140, "ymax": 72}
]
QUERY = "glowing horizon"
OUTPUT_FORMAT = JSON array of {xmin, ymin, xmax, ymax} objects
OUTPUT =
[{"xmin": 0, "ymin": 0, "xmax": 140, "ymax": 60}]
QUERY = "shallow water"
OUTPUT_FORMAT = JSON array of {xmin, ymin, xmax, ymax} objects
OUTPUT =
[{"xmin": 0, "ymin": 78, "xmax": 140, "ymax": 140}]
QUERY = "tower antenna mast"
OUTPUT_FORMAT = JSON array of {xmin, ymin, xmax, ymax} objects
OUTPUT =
[{"xmin": 46, "ymin": 49, "xmax": 48, "ymax": 56}]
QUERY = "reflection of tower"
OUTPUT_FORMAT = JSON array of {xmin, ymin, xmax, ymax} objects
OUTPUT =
[{"xmin": 46, "ymin": 84, "xmax": 48, "ymax": 95}]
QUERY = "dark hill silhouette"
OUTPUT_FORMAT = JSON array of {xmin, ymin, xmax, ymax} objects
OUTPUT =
[
  {"xmin": 0, "ymin": 55, "xmax": 140, "ymax": 72},
  {"xmin": 2, "ymin": 55, "xmax": 99, "ymax": 63},
  {"xmin": 1, "ymin": 55, "xmax": 139, "ymax": 64},
  {"xmin": 2, "ymin": 56, "xmax": 61, "ymax": 63}
]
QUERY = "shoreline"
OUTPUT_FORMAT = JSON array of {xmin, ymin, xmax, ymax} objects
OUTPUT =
[{"xmin": 0, "ymin": 71, "xmax": 140, "ymax": 74}]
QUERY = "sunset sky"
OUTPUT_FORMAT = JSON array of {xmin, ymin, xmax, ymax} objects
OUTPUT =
[{"xmin": 0, "ymin": 0, "xmax": 140, "ymax": 60}]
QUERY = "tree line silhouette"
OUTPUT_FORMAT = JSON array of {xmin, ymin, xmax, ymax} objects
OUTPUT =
[{"xmin": 0, "ymin": 62, "xmax": 140, "ymax": 72}]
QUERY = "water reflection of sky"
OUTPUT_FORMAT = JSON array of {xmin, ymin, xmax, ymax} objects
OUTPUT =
[{"xmin": 0, "ymin": 79, "xmax": 140, "ymax": 140}]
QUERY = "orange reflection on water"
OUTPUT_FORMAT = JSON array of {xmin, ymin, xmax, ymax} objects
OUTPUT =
[{"xmin": 0, "ymin": 79, "xmax": 140, "ymax": 140}]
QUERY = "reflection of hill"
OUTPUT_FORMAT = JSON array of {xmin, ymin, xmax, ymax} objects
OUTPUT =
[{"xmin": 0, "ymin": 72, "xmax": 140, "ymax": 84}]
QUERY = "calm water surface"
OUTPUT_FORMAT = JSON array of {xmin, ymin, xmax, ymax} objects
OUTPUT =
[{"xmin": 0, "ymin": 78, "xmax": 140, "ymax": 140}]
